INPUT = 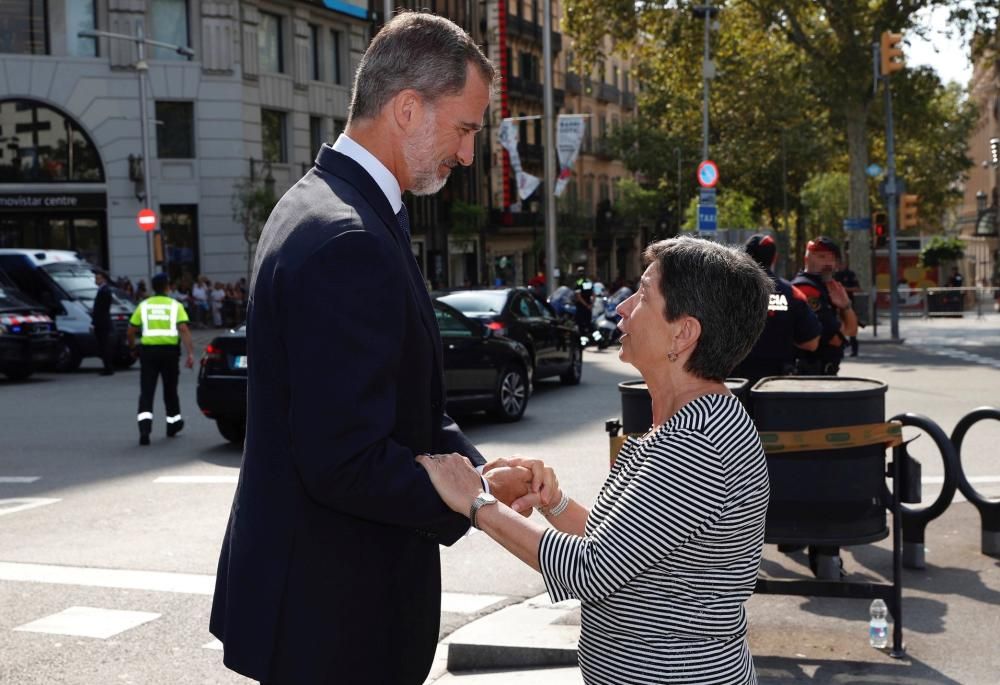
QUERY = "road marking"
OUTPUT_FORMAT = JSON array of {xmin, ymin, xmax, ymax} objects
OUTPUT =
[
  {"xmin": 0, "ymin": 561, "xmax": 507, "ymax": 614},
  {"xmin": 14, "ymin": 606, "xmax": 160, "ymax": 639},
  {"xmin": 0, "ymin": 562, "xmax": 215, "ymax": 595},
  {"xmin": 0, "ymin": 498, "xmax": 60, "ymax": 517},
  {"xmin": 915, "ymin": 345, "xmax": 1000, "ymax": 369},
  {"xmin": 0, "ymin": 477, "xmax": 40, "ymax": 483},
  {"xmin": 153, "ymin": 475, "xmax": 238, "ymax": 484}
]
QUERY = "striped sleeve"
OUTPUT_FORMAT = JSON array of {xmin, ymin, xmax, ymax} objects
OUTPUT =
[{"xmin": 539, "ymin": 430, "xmax": 726, "ymax": 603}]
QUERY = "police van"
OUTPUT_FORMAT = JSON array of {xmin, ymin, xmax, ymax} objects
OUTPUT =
[{"xmin": 0, "ymin": 249, "xmax": 136, "ymax": 372}]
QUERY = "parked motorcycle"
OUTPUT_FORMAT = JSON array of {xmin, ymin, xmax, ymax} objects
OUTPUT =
[{"xmin": 593, "ymin": 286, "xmax": 633, "ymax": 350}]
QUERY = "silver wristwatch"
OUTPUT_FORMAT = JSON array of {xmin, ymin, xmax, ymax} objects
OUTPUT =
[{"xmin": 469, "ymin": 492, "xmax": 498, "ymax": 530}]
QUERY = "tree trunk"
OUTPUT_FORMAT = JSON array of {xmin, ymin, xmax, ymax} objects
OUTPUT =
[{"xmin": 845, "ymin": 97, "xmax": 872, "ymax": 293}]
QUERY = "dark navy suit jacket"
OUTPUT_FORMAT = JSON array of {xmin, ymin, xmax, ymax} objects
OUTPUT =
[{"xmin": 210, "ymin": 145, "xmax": 484, "ymax": 684}]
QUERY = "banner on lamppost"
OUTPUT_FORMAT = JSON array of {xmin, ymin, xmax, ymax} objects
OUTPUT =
[
  {"xmin": 554, "ymin": 114, "xmax": 586, "ymax": 197},
  {"xmin": 498, "ymin": 119, "xmax": 540, "ymax": 201}
]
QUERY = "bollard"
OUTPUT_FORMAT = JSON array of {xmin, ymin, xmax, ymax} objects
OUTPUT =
[
  {"xmin": 892, "ymin": 413, "xmax": 959, "ymax": 569},
  {"xmin": 950, "ymin": 407, "xmax": 1000, "ymax": 557}
]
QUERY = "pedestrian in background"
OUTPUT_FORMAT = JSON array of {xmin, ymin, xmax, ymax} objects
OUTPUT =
[
  {"xmin": 92, "ymin": 270, "xmax": 115, "ymax": 376},
  {"xmin": 574, "ymin": 265, "xmax": 594, "ymax": 341},
  {"xmin": 732, "ymin": 234, "xmax": 820, "ymax": 387},
  {"xmin": 209, "ymin": 12, "xmax": 544, "ymax": 685},
  {"xmin": 127, "ymin": 273, "xmax": 195, "ymax": 446}
]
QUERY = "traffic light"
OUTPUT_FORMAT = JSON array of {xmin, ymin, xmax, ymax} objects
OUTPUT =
[
  {"xmin": 880, "ymin": 31, "xmax": 904, "ymax": 76},
  {"xmin": 899, "ymin": 194, "xmax": 919, "ymax": 230},
  {"xmin": 872, "ymin": 211, "xmax": 887, "ymax": 248}
]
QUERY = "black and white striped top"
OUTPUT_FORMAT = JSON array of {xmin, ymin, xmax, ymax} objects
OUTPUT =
[{"xmin": 539, "ymin": 393, "xmax": 769, "ymax": 685}]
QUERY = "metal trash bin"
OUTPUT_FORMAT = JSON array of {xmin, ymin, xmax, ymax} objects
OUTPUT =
[
  {"xmin": 618, "ymin": 378, "xmax": 751, "ymax": 436},
  {"xmin": 751, "ymin": 376, "xmax": 889, "ymax": 546}
]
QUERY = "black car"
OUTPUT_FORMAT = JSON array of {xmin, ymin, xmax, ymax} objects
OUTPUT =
[
  {"xmin": 435, "ymin": 287, "xmax": 582, "ymax": 386},
  {"xmin": 0, "ymin": 283, "xmax": 60, "ymax": 381},
  {"xmin": 196, "ymin": 303, "xmax": 534, "ymax": 443}
]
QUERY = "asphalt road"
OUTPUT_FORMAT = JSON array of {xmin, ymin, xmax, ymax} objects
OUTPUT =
[{"xmin": 1, "ymin": 322, "xmax": 998, "ymax": 684}]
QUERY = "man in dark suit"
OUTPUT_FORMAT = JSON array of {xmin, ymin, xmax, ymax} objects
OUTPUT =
[
  {"xmin": 210, "ymin": 12, "xmax": 544, "ymax": 685},
  {"xmin": 92, "ymin": 270, "xmax": 114, "ymax": 376}
]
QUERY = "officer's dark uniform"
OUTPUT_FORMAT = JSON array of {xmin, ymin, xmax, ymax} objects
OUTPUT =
[
  {"xmin": 574, "ymin": 272, "xmax": 594, "ymax": 338},
  {"xmin": 792, "ymin": 272, "xmax": 847, "ymax": 376},
  {"xmin": 732, "ymin": 273, "xmax": 821, "ymax": 387},
  {"xmin": 92, "ymin": 277, "xmax": 114, "ymax": 375},
  {"xmin": 833, "ymin": 267, "xmax": 860, "ymax": 356}
]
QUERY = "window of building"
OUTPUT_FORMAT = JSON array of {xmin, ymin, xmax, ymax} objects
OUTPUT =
[
  {"xmin": 150, "ymin": 0, "xmax": 190, "ymax": 60},
  {"xmin": 160, "ymin": 204, "xmax": 199, "ymax": 285},
  {"xmin": 155, "ymin": 101, "xmax": 195, "ymax": 159},
  {"xmin": 330, "ymin": 30, "xmax": 344, "ymax": 85},
  {"xmin": 258, "ymin": 12, "xmax": 284, "ymax": 73},
  {"xmin": 0, "ymin": 99, "xmax": 104, "ymax": 182},
  {"xmin": 66, "ymin": 0, "xmax": 97, "ymax": 57},
  {"xmin": 0, "ymin": 0, "xmax": 48, "ymax": 55},
  {"xmin": 309, "ymin": 116, "xmax": 324, "ymax": 154},
  {"xmin": 261, "ymin": 109, "xmax": 287, "ymax": 163},
  {"xmin": 612, "ymin": 65, "xmax": 619, "ymax": 89},
  {"xmin": 623, "ymin": 69, "xmax": 630, "ymax": 93},
  {"xmin": 533, "ymin": 119, "xmax": 542, "ymax": 146},
  {"xmin": 583, "ymin": 109, "xmax": 592, "ymax": 152},
  {"xmin": 308, "ymin": 24, "xmax": 320, "ymax": 80},
  {"xmin": 518, "ymin": 112, "xmax": 527, "ymax": 147}
]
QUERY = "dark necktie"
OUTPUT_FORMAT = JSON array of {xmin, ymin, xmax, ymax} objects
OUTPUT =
[{"xmin": 396, "ymin": 204, "xmax": 411, "ymax": 244}]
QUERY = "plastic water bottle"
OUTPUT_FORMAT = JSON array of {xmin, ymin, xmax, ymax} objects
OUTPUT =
[{"xmin": 869, "ymin": 599, "xmax": 889, "ymax": 648}]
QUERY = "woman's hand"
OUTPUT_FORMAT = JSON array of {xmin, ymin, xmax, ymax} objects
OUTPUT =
[
  {"xmin": 416, "ymin": 453, "xmax": 483, "ymax": 517},
  {"xmin": 493, "ymin": 457, "xmax": 560, "ymax": 514}
]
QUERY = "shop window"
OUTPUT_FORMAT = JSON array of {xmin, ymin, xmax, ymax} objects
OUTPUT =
[
  {"xmin": 0, "ymin": 0, "xmax": 48, "ymax": 55},
  {"xmin": 155, "ymin": 101, "xmax": 195, "ymax": 159},
  {"xmin": 160, "ymin": 204, "xmax": 199, "ymax": 285},
  {"xmin": 258, "ymin": 12, "xmax": 284, "ymax": 73},
  {"xmin": 66, "ymin": 0, "xmax": 97, "ymax": 57},
  {"xmin": 150, "ymin": 0, "xmax": 190, "ymax": 60},
  {"xmin": 0, "ymin": 99, "xmax": 104, "ymax": 182},
  {"xmin": 261, "ymin": 109, "xmax": 287, "ymax": 163}
]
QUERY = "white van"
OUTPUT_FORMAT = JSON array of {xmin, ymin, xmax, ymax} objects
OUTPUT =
[{"xmin": 0, "ymin": 249, "xmax": 136, "ymax": 372}]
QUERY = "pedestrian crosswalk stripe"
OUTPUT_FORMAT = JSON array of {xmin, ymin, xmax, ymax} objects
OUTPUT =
[
  {"xmin": 0, "ymin": 561, "xmax": 508, "ymax": 615},
  {"xmin": 0, "ymin": 498, "xmax": 60, "ymax": 517},
  {"xmin": 0, "ymin": 477, "xmax": 40, "ymax": 483},
  {"xmin": 153, "ymin": 475, "xmax": 238, "ymax": 484},
  {"xmin": 14, "ymin": 606, "xmax": 160, "ymax": 639}
]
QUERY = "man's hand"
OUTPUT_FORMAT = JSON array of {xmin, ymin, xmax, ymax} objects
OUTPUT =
[
  {"xmin": 485, "ymin": 457, "xmax": 559, "ymax": 514},
  {"xmin": 185, "ymin": 352, "xmax": 195, "ymax": 369},
  {"xmin": 827, "ymin": 280, "xmax": 851, "ymax": 309},
  {"xmin": 416, "ymin": 453, "xmax": 482, "ymax": 516}
]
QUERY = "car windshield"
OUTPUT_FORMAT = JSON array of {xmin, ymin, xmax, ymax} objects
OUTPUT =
[
  {"xmin": 0, "ymin": 286, "xmax": 35, "ymax": 310},
  {"xmin": 438, "ymin": 291, "xmax": 507, "ymax": 314},
  {"xmin": 43, "ymin": 263, "xmax": 98, "ymax": 301}
]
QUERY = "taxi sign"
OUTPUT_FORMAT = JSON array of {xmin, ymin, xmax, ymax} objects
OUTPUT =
[
  {"xmin": 137, "ymin": 208, "xmax": 157, "ymax": 232},
  {"xmin": 697, "ymin": 160, "xmax": 719, "ymax": 188}
]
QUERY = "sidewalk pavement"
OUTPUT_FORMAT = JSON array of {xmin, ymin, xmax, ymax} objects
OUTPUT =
[
  {"xmin": 857, "ymin": 311, "xmax": 1000, "ymax": 347},
  {"xmin": 427, "ymin": 500, "xmax": 1000, "ymax": 684}
]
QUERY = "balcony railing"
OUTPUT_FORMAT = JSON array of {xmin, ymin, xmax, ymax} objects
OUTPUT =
[
  {"xmin": 565, "ymin": 72, "xmax": 581, "ymax": 95},
  {"xmin": 621, "ymin": 91, "xmax": 636, "ymax": 109},
  {"xmin": 506, "ymin": 14, "xmax": 562, "ymax": 52},
  {"xmin": 597, "ymin": 83, "xmax": 620, "ymax": 103}
]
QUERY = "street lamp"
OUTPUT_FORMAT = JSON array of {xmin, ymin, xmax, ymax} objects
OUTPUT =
[
  {"xmin": 78, "ymin": 27, "xmax": 194, "ymax": 282},
  {"xmin": 692, "ymin": 2, "xmax": 719, "ymax": 163}
]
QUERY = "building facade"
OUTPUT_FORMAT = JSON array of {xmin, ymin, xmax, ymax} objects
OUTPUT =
[{"xmin": 0, "ymin": 0, "xmax": 368, "ymax": 285}]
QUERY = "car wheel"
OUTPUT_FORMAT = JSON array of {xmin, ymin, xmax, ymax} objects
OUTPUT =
[
  {"xmin": 216, "ymin": 418, "xmax": 246, "ymax": 445},
  {"xmin": 488, "ymin": 365, "xmax": 528, "ymax": 422},
  {"xmin": 3, "ymin": 366, "xmax": 32, "ymax": 381},
  {"xmin": 560, "ymin": 345, "xmax": 582, "ymax": 386},
  {"xmin": 53, "ymin": 338, "xmax": 82, "ymax": 373}
]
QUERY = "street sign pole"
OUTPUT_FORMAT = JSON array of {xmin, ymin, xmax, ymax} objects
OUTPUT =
[
  {"xmin": 882, "ymin": 68, "xmax": 901, "ymax": 340},
  {"xmin": 135, "ymin": 25, "xmax": 155, "ymax": 283},
  {"xmin": 542, "ymin": 0, "xmax": 558, "ymax": 296}
]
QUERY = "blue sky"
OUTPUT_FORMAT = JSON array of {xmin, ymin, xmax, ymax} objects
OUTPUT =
[{"xmin": 908, "ymin": 4, "xmax": 972, "ymax": 86}]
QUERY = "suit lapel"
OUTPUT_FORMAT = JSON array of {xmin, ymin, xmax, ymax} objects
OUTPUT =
[{"xmin": 313, "ymin": 146, "xmax": 444, "ymax": 373}]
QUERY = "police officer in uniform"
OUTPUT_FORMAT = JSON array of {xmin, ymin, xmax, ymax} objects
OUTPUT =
[
  {"xmin": 732, "ymin": 235, "xmax": 821, "ymax": 387},
  {"xmin": 127, "ymin": 273, "xmax": 195, "ymax": 445},
  {"xmin": 792, "ymin": 236, "xmax": 858, "ymax": 376},
  {"xmin": 791, "ymin": 236, "xmax": 859, "ymax": 579},
  {"xmin": 573, "ymin": 266, "xmax": 594, "ymax": 341},
  {"xmin": 92, "ymin": 270, "xmax": 115, "ymax": 376}
]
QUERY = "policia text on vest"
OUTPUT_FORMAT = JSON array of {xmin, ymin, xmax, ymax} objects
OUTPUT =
[{"xmin": 127, "ymin": 279, "xmax": 196, "ymax": 446}]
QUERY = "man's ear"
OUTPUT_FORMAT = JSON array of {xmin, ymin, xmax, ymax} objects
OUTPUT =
[{"xmin": 392, "ymin": 89, "xmax": 422, "ymax": 132}]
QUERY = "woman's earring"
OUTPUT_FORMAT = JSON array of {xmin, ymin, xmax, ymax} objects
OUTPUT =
[{"xmin": 667, "ymin": 351, "xmax": 678, "ymax": 362}]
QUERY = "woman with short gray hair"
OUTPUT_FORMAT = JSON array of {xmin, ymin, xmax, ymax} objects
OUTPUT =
[{"xmin": 419, "ymin": 236, "xmax": 773, "ymax": 684}]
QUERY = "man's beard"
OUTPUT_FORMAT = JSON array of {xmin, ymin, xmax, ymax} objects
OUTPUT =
[{"xmin": 404, "ymin": 109, "xmax": 458, "ymax": 196}]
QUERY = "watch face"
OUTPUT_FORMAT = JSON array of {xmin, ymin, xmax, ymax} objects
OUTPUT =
[{"xmin": 479, "ymin": 493, "xmax": 497, "ymax": 505}]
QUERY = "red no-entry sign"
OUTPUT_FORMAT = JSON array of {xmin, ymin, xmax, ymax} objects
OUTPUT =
[{"xmin": 137, "ymin": 208, "xmax": 157, "ymax": 232}]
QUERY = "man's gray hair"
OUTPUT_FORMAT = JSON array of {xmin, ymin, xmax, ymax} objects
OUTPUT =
[
  {"xmin": 643, "ymin": 236, "xmax": 772, "ymax": 381},
  {"xmin": 348, "ymin": 11, "xmax": 497, "ymax": 124}
]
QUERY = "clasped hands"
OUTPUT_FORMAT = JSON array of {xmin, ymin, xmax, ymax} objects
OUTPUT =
[{"xmin": 417, "ymin": 454, "xmax": 559, "ymax": 519}]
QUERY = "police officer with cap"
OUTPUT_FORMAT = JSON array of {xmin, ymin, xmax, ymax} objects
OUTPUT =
[
  {"xmin": 127, "ymin": 273, "xmax": 195, "ymax": 445},
  {"xmin": 732, "ymin": 234, "xmax": 821, "ymax": 387},
  {"xmin": 791, "ymin": 236, "xmax": 859, "ymax": 579},
  {"xmin": 792, "ymin": 236, "xmax": 858, "ymax": 376}
]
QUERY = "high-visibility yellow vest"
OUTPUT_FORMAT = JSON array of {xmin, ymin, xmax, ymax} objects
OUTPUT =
[{"xmin": 129, "ymin": 295, "xmax": 189, "ymax": 346}]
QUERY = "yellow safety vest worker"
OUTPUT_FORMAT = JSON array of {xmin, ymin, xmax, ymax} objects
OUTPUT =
[{"xmin": 129, "ymin": 295, "xmax": 189, "ymax": 346}]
